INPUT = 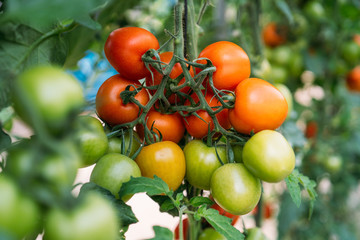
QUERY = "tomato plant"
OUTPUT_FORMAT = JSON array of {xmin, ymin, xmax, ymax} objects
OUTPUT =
[
  {"xmin": 104, "ymin": 27, "xmax": 160, "ymax": 81},
  {"xmin": 95, "ymin": 74, "xmax": 149, "ymax": 126}
]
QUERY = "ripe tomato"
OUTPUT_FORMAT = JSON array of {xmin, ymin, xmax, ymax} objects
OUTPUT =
[
  {"xmin": 174, "ymin": 218, "xmax": 189, "ymax": 240},
  {"xmin": 262, "ymin": 22, "xmax": 286, "ymax": 48},
  {"xmin": 0, "ymin": 175, "xmax": 40, "ymax": 239},
  {"xmin": 12, "ymin": 65, "xmax": 85, "ymax": 134},
  {"xmin": 135, "ymin": 141, "xmax": 186, "ymax": 191},
  {"xmin": 346, "ymin": 65, "xmax": 360, "ymax": 92},
  {"xmin": 183, "ymin": 140, "xmax": 228, "ymax": 190},
  {"xmin": 198, "ymin": 228, "xmax": 226, "ymax": 240},
  {"xmin": 354, "ymin": 34, "xmax": 360, "ymax": 46},
  {"xmin": 136, "ymin": 110, "xmax": 185, "ymax": 143},
  {"xmin": 104, "ymin": 27, "xmax": 159, "ymax": 80},
  {"xmin": 197, "ymin": 41, "xmax": 251, "ymax": 91},
  {"xmin": 74, "ymin": 115, "xmax": 108, "ymax": 167},
  {"xmin": 95, "ymin": 74, "xmax": 149, "ymax": 126},
  {"xmin": 210, "ymin": 163, "xmax": 261, "ymax": 215},
  {"xmin": 211, "ymin": 203, "xmax": 240, "ymax": 225},
  {"xmin": 228, "ymin": 78, "xmax": 288, "ymax": 135},
  {"xmin": 305, "ymin": 121, "xmax": 318, "ymax": 139},
  {"xmin": 243, "ymin": 130, "xmax": 295, "ymax": 183},
  {"xmin": 90, "ymin": 153, "xmax": 141, "ymax": 201},
  {"xmin": 184, "ymin": 92, "xmax": 231, "ymax": 139},
  {"xmin": 145, "ymin": 52, "xmax": 193, "ymax": 103},
  {"xmin": 44, "ymin": 193, "xmax": 119, "ymax": 240}
]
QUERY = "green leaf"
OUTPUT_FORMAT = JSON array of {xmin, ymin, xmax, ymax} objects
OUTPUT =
[
  {"xmin": 189, "ymin": 196, "xmax": 214, "ymax": 207},
  {"xmin": 285, "ymin": 170, "xmax": 317, "ymax": 218},
  {"xmin": 147, "ymin": 226, "xmax": 173, "ymax": 240},
  {"xmin": 0, "ymin": 129, "xmax": 11, "ymax": 153},
  {"xmin": 275, "ymin": 0, "xmax": 294, "ymax": 24},
  {"xmin": 118, "ymin": 176, "xmax": 172, "ymax": 200},
  {"xmin": 151, "ymin": 195, "xmax": 179, "ymax": 217},
  {"xmin": 199, "ymin": 208, "xmax": 244, "ymax": 240}
]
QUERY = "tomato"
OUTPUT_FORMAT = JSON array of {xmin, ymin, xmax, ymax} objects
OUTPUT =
[
  {"xmin": 211, "ymin": 203, "xmax": 240, "ymax": 225},
  {"xmin": 95, "ymin": 74, "xmax": 149, "ymax": 126},
  {"xmin": 262, "ymin": 22, "xmax": 286, "ymax": 48},
  {"xmin": 243, "ymin": 130, "xmax": 295, "ymax": 183},
  {"xmin": 74, "ymin": 115, "xmax": 108, "ymax": 167},
  {"xmin": 268, "ymin": 64, "xmax": 288, "ymax": 84},
  {"xmin": 354, "ymin": 34, "xmax": 360, "ymax": 46},
  {"xmin": 12, "ymin": 65, "xmax": 85, "ymax": 134},
  {"xmin": 246, "ymin": 227, "xmax": 268, "ymax": 240},
  {"xmin": 228, "ymin": 78, "xmax": 288, "ymax": 135},
  {"xmin": 136, "ymin": 110, "xmax": 185, "ymax": 143},
  {"xmin": 269, "ymin": 46, "xmax": 292, "ymax": 66},
  {"xmin": 346, "ymin": 65, "xmax": 360, "ymax": 92},
  {"xmin": 197, "ymin": 41, "xmax": 251, "ymax": 91},
  {"xmin": 232, "ymin": 144, "xmax": 243, "ymax": 163},
  {"xmin": 108, "ymin": 131, "xmax": 141, "ymax": 157},
  {"xmin": 274, "ymin": 83, "xmax": 293, "ymax": 119},
  {"xmin": 288, "ymin": 51, "xmax": 304, "ymax": 77},
  {"xmin": 135, "ymin": 141, "xmax": 186, "ymax": 191},
  {"xmin": 104, "ymin": 27, "xmax": 159, "ymax": 80},
  {"xmin": 210, "ymin": 163, "xmax": 261, "ymax": 215},
  {"xmin": 44, "ymin": 192, "xmax": 119, "ymax": 240},
  {"xmin": 322, "ymin": 155, "xmax": 342, "ymax": 174},
  {"xmin": 174, "ymin": 218, "xmax": 189, "ymax": 240},
  {"xmin": 305, "ymin": 121, "xmax": 318, "ymax": 139},
  {"xmin": 184, "ymin": 92, "xmax": 231, "ymax": 139},
  {"xmin": 304, "ymin": 1, "xmax": 326, "ymax": 21},
  {"xmin": 341, "ymin": 41, "xmax": 360, "ymax": 65},
  {"xmin": 90, "ymin": 153, "xmax": 141, "ymax": 201},
  {"xmin": 198, "ymin": 228, "xmax": 226, "ymax": 240},
  {"xmin": 0, "ymin": 175, "xmax": 40, "ymax": 239},
  {"xmin": 145, "ymin": 52, "xmax": 193, "ymax": 103},
  {"xmin": 183, "ymin": 140, "xmax": 228, "ymax": 190},
  {"xmin": 263, "ymin": 202, "xmax": 275, "ymax": 219}
]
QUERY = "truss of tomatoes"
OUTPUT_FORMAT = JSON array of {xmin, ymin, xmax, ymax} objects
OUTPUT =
[{"xmin": 95, "ymin": 26, "xmax": 295, "ymax": 218}]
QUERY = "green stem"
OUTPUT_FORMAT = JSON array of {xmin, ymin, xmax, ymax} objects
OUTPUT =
[{"xmin": 184, "ymin": 0, "xmax": 198, "ymax": 61}]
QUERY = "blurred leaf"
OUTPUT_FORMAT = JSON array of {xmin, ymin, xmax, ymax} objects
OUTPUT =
[
  {"xmin": 189, "ymin": 196, "xmax": 213, "ymax": 207},
  {"xmin": 0, "ymin": 107, "xmax": 14, "ymax": 126},
  {"xmin": 275, "ymin": 0, "xmax": 294, "ymax": 24},
  {"xmin": 199, "ymin": 207, "xmax": 244, "ymax": 240},
  {"xmin": 280, "ymin": 120, "xmax": 306, "ymax": 148},
  {"xmin": 0, "ymin": 129, "xmax": 11, "ymax": 152},
  {"xmin": 147, "ymin": 226, "xmax": 173, "ymax": 240}
]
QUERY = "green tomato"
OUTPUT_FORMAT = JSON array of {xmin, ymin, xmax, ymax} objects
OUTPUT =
[
  {"xmin": 270, "ymin": 46, "xmax": 292, "ymax": 66},
  {"xmin": 247, "ymin": 227, "xmax": 268, "ymax": 240},
  {"xmin": 274, "ymin": 83, "xmax": 293, "ymax": 119},
  {"xmin": 184, "ymin": 140, "xmax": 228, "ymax": 190},
  {"xmin": 341, "ymin": 41, "xmax": 360, "ymax": 65},
  {"xmin": 0, "ymin": 175, "xmax": 40, "ymax": 239},
  {"xmin": 90, "ymin": 153, "xmax": 141, "ymax": 201},
  {"xmin": 288, "ymin": 52, "xmax": 304, "ymax": 77},
  {"xmin": 323, "ymin": 155, "xmax": 342, "ymax": 174},
  {"xmin": 198, "ymin": 228, "xmax": 226, "ymax": 240},
  {"xmin": 210, "ymin": 163, "xmax": 261, "ymax": 215},
  {"xmin": 243, "ymin": 130, "xmax": 295, "ymax": 183},
  {"xmin": 108, "ymin": 131, "xmax": 140, "ymax": 157},
  {"xmin": 12, "ymin": 65, "xmax": 85, "ymax": 134},
  {"xmin": 269, "ymin": 65, "xmax": 288, "ymax": 84},
  {"xmin": 232, "ymin": 144, "xmax": 243, "ymax": 163},
  {"xmin": 44, "ymin": 192, "xmax": 119, "ymax": 240},
  {"xmin": 74, "ymin": 115, "xmax": 108, "ymax": 167},
  {"xmin": 304, "ymin": 1, "xmax": 326, "ymax": 21}
]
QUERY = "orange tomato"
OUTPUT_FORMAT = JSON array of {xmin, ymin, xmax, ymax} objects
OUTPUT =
[
  {"xmin": 346, "ymin": 65, "xmax": 360, "ymax": 92},
  {"xmin": 262, "ymin": 22, "xmax": 287, "ymax": 48}
]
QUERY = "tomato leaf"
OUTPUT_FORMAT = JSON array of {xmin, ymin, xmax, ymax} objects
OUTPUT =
[
  {"xmin": 118, "ymin": 176, "xmax": 172, "ymax": 199},
  {"xmin": 147, "ymin": 226, "xmax": 173, "ymax": 240},
  {"xmin": 189, "ymin": 196, "xmax": 214, "ymax": 207},
  {"xmin": 0, "ymin": 129, "xmax": 11, "ymax": 153},
  {"xmin": 275, "ymin": 0, "xmax": 294, "ymax": 25},
  {"xmin": 198, "ymin": 207, "xmax": 245, "ymax": 240},
  {"xmin": 285, "ymin": 170, "xmax": 317, "ymax": 218}
]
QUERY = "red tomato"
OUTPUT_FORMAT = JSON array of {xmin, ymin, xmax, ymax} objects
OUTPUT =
[
  {"xmin": 197, "ymin": 41, "xmax": 251, "ymax": 91},
  {"xmin": 228, "ymin": 78, "xmax": 288, "ymax": 135},
  {"xmin": 104, "ymin": 27, "xmax": 159, "ymax": 80},
  {"xmin": 136, "ymin": 110, "xmax": 185, "ymax": 143},
  {"xmin": 174, "ymin": 218, "xmax": 189, "ymax": 240},
  {"xmin": 262, "ymin": 22, "xmax": 287, "ymax": 48},
  {"xmin": 184, "ymin": 92, "xmax": 231, "ymax": 139},
  {"xmin": 95, "ymin": 74, "xmax": 149, "ymax": 126},
  {"xmin": 346, "ymin": 65, "xmax": 360, "ymax": 92},
  {"xmin": 305, "ymin": 121, "xmax": 318, "ymax": 139},
  {"xmin": 211, "ymin": 203, "xmax": 240, "ymax": 225},
  {"xmin": 354, "ymin": 34, "xmax": 360, "ymax": 46},
  {"xmin": 145, "ymin": 52, "xmax": 193, "ymax": 103}
]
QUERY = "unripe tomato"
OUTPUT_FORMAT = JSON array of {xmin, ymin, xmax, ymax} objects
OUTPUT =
[
  {"xmin": 228, "ymin": 78, "xmax": 288, "ymax": 135},
  {"xmin": 95, "ymin": 74, "xmax": 149, "ymax": 126},
  {"xmin": 135, "ymin": 141, "xmax": 186, "ymax": 191},
  {"xmin": 0, "ymin": 175, "xmax": 40, "ymax": 239},
  {"xmin": 74, "ymin": 115, "xmax": 108, "ymax": 167},
  {"xmin": 183, "ymin": 140, "xmax": 228, "ymax": 190},
  {"xmin": 346, "ymin": 66, "xmax": 360, "ymax": 92},
  {"xmin": 341, "ymin": 41, "xmax": 360, "ymax": 64},
  {"xmin": 198, "ymin": 228, "xmax": 226, "ymax": 240},
  {"xmin": 262, "ymin": 22, "xmax": 286, "ymax": 48},
  {"xmin": 90, "ymin": 153, "xmax": 141, "ymax": 201},
  {"xmin": 108, "ymin": 131, "xmax": 141, "ymax": 157},
  {"xmin": 243, "ymin": 130, "xmax": 295, "ymax": 183},
  {"xmin": 145, "ymin": 52, "xmax": 193, "ymax": 103},
  {"xmin": 274, "ymin": 83, "xmax": 293, "ymax": 119},
  {"xmin": 184, "ymin": 92, "xmax": 230, "ymax": 139},
  {"xmin": 136, "ymin": 110, "xmax": 185, "ymax": 143},
  {"xmin": 197, "ymin": 41, "xmax": 251, "ymax": 91},
  {"xmin": 44, "ymin": 193, "xmax": 119, "ymax": 240},
  {"xmin": 12, "ymin": 65, "xmax": 85, "ymax": 134},
  {"xmin": 268, "ymin": 64, "xmax": 288, "ymax": 84},
  {"xmin": 104, "ymin": 27, "xmax": 159, "ymax": 80},
  {"xmin": 210, "ymin": 163, "xmax": 261, "ymax": 215},
  {"xmin": 270, "ymin": 46, "xmax": 292, "ymax": 66},
  {"xmin": 246, "ymin": 227, "xmax": 268, "ymax": 240},
  {"xmin": 232, "ymin": 144, "xmax": 243, "ymax": 163},
  {"xmin": 322, "ymin": 155, "xmax": 342, "ymax": 174},
  {"xmin": 304, "ymin": 1, "xmax": 326, "ymax": 21}
]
